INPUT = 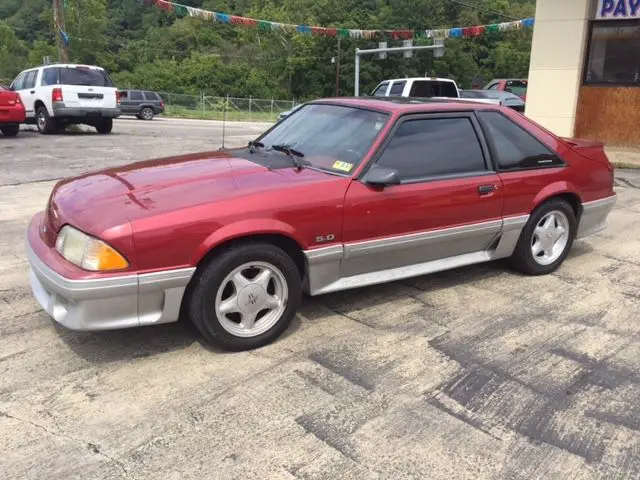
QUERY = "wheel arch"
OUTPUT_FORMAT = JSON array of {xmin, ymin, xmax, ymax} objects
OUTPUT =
[
  {"xmin": 191, "ymin": 221, "xmax": 308, "ymax": 279},
  {"xmin": 34, "ymin": 99, "xmax": 49, "ymax": 115},
  {"xmin": 530, "ymin": 183, "xmax": 582, "ymax": 219}
]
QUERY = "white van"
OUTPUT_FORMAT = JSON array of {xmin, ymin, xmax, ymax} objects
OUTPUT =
[{"xmin": 10, "ymin": 64, "xmax": 121, "ymax": 134}]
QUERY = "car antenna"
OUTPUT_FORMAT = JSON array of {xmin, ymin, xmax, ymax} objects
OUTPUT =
[{"xmin": 220, "ymin": 95, "xmax": 227, "ymax": 150}]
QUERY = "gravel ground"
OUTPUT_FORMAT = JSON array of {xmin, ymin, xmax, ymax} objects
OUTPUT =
[{"xmin": 1, "ymin": 119, "xmax": 640, "ymax": 479}]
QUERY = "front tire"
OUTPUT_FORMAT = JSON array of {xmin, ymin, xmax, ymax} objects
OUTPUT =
[
  {"xmin": 510, "ymin": 198, "xmax": 577, "ymax": 275},
  {"xmin": 95, "ymin": 118, "xmax": 113, "ymax": 134},
  {"xmin": 188, "ymin": 243, "xmax": 302, "ymax": 351},
  {"xmin": 0, "ymin": 124, "xmax": 20, "ymax": 137}
]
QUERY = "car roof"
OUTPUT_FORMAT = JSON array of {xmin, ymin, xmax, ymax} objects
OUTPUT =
[
  {"xmin": 39, "ymin": 64, "xmax": 106, "ymax": 70},
  {"xmin": 311, "ymin": 96, "xmax": 502, "ymax": 113},
  {"xmin": 382, "ymin": 77, "xmax": 456, "ymax": 83}
]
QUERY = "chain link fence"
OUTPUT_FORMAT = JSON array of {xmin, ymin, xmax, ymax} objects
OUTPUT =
[{"xmin": 158, "ymin": 92, "xmax": 296, "ymax": 122}]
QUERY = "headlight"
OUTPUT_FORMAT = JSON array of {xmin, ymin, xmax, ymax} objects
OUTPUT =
[{"xmin": 55, "ymin": 225, "xmax": 129, "ymax": 271}]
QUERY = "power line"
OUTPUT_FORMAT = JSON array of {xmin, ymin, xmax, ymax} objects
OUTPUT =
[{"xmin": 444, "ymin": 0, "xmax": 519, "ymax": 21}]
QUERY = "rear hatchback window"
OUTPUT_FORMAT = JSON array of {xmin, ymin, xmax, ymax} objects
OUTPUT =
[{"xmin": 58, "ymin": 67, "xmax": 114, "ymax": 87}]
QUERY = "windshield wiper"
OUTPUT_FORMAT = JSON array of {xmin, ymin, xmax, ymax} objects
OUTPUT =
[
  {"xmin": 248, "ymin": 140, "xmax": 264, "ymax": 153},
  {"xmin": 270, "ymin": 144, "xmax": 310, "ymax": 170}
]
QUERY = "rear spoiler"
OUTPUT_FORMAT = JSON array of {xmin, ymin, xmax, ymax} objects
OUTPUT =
[{"xmin": 561, "ymin": 137, "xmax": 613, "ymax": 168}]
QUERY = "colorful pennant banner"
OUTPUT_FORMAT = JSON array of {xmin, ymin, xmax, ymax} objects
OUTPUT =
[{"xmin": 143, "ymin": 0, "xmax": 535, "ymax": 40}]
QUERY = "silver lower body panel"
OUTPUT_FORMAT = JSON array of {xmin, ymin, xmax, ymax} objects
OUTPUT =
[
  {"xmin": 26, "ymin": 240, "xmax": 195, "ymax": 331},
  {"xmin": 304, "ymin": 215, "xmax": 529, "ymax": 296},
  {"xmin": 576, "ymin": 195, "xmax": 617, "ymax": 239}
]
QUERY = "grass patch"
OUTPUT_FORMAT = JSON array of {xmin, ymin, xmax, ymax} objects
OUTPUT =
[{"xmin": 164, "ymin": 105, "xmax": 281, "ymax": 122}]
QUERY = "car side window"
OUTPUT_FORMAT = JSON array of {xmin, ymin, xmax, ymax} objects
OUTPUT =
[
  {"xmin": 488, "ymin": 83, "xmax": 499, "ymax": 90},
  {"xmin": 477, "ymin": 111, "xmax": 564, "ymax": 170},
  {"xmin": 389, "ymin": 81, "xmax": 406, "ymax": 96},
  {"xmin": 10, "ymin": 72, "xmax": 26, "ymax": 91},
  {"xmin": 23, "ymin": 71, "xmax": 38, "ymax": 90},
  {"xmin": 143, "ymin": 91, "xmax": 159, "ymax": 100},
  {"xmin": 409, "ymin": 81, "xmax": 431, "ymax": 97},
  {"xmin": 372, "ymin": 83, "xmax": 389, "ymax": 96},
  {"xmin": 376, "ymin": 117, "xmax": 487, "ymax": 181},
  {"xmin": 130, "ymin": 91, "xmax": 143, "ymax": 101},
  {"xmin": 41, "ymin": 68, "xmax": 59, "ymax": 86}
]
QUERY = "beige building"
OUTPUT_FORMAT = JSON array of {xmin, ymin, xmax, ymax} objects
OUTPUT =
[{"xmin": 526, "ymin": 0, "xmax": 640, "ymax": 147}]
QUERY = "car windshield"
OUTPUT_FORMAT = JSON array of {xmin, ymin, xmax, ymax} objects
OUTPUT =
[
  {"xmin": 256, "ymin": 104, "xmax": 389, "ymax": 175},
  {"xmin": 59, "ymin": 67, "xmax": 113, "ymax": 87}
]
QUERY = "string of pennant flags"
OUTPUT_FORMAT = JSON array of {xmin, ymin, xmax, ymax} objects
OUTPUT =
[{"xmin": 143, "ymin": 0, "xmax": 535, "ymax": 40}]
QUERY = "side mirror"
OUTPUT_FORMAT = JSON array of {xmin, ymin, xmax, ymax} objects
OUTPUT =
[{"xmin": 362, "ymin": 166, "xmax": 401, "ymax": 187}]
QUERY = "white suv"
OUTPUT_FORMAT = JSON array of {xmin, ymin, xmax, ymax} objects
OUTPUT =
[{"xmin": 10, "ymin": 64, "xmax": 121, "ymax": 134}]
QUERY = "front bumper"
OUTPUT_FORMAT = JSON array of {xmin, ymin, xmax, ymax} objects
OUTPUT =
[
  {"xmin": 52, "ymin": 105, "xmax": 121, "ymax": 119},
  {"xmin": 26, "ymin": 213, "xmax": 195, "ymax": 331}
]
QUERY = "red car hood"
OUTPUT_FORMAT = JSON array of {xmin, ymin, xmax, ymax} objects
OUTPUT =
[{"xmin": 46, "ymin": 149, "xmax": 338, "ymax": 240}]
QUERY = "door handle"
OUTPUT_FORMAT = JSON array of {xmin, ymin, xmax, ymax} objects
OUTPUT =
[
  {"xmin": 30, "ymin": 90, "xmax": 35, "ymax": 94},
  {"xmin": 478, "ymin": 184, "xmax": 496, "ymax": 195}
]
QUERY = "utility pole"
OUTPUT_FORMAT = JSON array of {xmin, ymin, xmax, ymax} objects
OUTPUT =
[
  {"xmin": 335, "ymin": 37, "xmax": 341, "ymax": 97},
  {"xmin": 53, "ymin": 0, "xmax": 69, "ymax": 63}
]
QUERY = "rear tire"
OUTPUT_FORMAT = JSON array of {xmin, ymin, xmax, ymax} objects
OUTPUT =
[
  {"xmin": 188, "ymin": 243, "xmax": 302, "ymax": 351},
  {"xmin": 95, "ymin": 118, "xmax": 113, "ymax": 134},
  {"xmin": 36, "ymin": 107, "xmax": 57, "ymax": 134},
  {"xmin": 0, "ymin": 125, "xmax": 20, "ymax": 137},
  {"xmin": 509, "ymin": 198, "xmax": 577, "ymax": 275},
  {"xmin": 140, "ymin": 107, "xmax": 154, "ymax": 120}
]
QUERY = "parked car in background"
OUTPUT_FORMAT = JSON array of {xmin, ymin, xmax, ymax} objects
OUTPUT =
[
  {"xmin": 10, "ymin": 63, "xmax": 120, "ymax": 134},
  {"xmin": 118, "ymin": 89, "xmax": 165, "ymax": 120},
  {"xmin": 371, "ymin": 77, "xmax": 460, "ymax": 98},
  {"xmin": 484, "ymin": 79, "xmax": 528, "ymax": 101},
  {"xmin": 460, "ymin": 89, "xmax": 526, "ymax": 112},
  {"xmin": 0, "ymin": 84, "xmax": 25, "ymax": 137},
  {"xmin": 26, "ymin": 98, "xmax": 616, "ymax": 351}
]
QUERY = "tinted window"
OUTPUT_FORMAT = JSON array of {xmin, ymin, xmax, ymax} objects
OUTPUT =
[
  {"xmin": 434, "ymin": 81, "xmax": 458, "ymax": 97},
  {"xmin": 585, "ymin": 21, "xmax": 640, "ymax": 85},
  {"xmin": 372, "ymin": 83, "xmax": 388, "ymax": 96},
  {"xmin": 389, "ymin": 81, "xmax": 406, "ymax": 96},
  {"xmin": 58, "ymin": 67, "xmax": 114, "ymax": 87},
  {"xmin": 377, "ymin": 117, "xmax": 486, "ymax": 181},
  {"xmin": 41, "ymin": 68, "xmax": 59, "ymax": 86},
  {"xmin": 143, "ymin": 91, "xmax": 159, "ymax": 100},
  {"xmin": 478, "ymin": 111, "xmax": 562, "ymax": 170},
  {"xmin": 23, "ymin": 71, "xmax": 38, "ymax": 89},
  {"xmin": 410, "ymin": 81, "xmax": 458, "ymax": 97},
  {"xmin": 130, "ymin": 91, "xmax": 143, "ymax": 101}
]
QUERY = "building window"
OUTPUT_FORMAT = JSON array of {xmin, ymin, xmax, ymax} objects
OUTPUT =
[{"xmin": 585, "ymin": 20, "xmax": 640, "ymax": 85}]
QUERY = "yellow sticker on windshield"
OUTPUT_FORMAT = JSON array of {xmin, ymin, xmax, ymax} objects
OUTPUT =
[{"xmin": 332, "ymin": 161, "xmax": 353, "ymax": 172}]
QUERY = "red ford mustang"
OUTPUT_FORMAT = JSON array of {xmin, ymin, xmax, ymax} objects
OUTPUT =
[{"xmin": 26, "ymin": 98, "xmax": 616, "ymax": 350}]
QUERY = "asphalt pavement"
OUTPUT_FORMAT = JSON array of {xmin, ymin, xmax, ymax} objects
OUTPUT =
[{"xmin": 1, "ymin": 118, "xmax": 640, "ymax": 479}]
